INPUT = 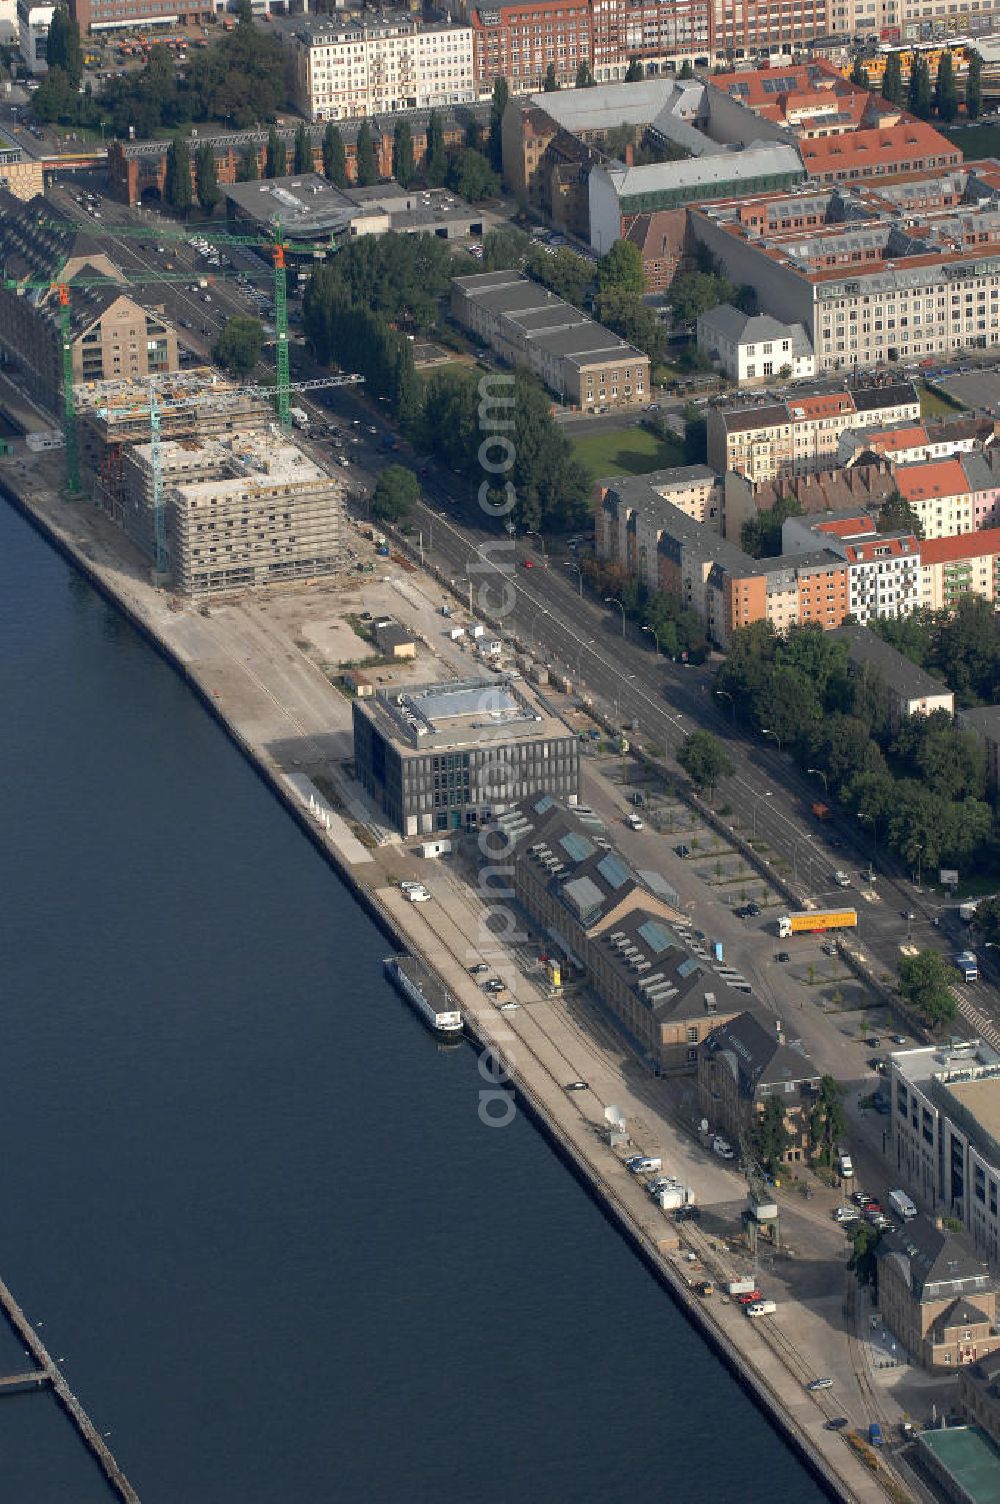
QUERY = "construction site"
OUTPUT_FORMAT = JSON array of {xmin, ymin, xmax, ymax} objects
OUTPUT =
[{"xmin": 78, "ymin": 371, "xmax": 346, "ymax": 596}]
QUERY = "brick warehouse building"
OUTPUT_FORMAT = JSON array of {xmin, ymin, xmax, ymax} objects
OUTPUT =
[{"xmin": 107, "ymin": 105, "xmax": 489, "ymax": 208}]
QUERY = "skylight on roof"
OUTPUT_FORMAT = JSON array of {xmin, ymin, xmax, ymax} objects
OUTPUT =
[
  {"xmin": 559, "ymin": 831, "xmax": 596, "ymax": 863},
  {"xmin": 597, "ymin": 852, "xmax": 631, "ymax": 891},
  {"xmin": 637, "ymin": 919, "xmax": 678, "ymax": 955}
]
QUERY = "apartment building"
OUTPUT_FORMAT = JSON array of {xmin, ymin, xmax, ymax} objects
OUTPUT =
[
  {"xmin": 691, "ymin": 165, "xmax": 1000, "ymax": 375},
  {"xmin": 17, "ymin": 0, "xmax": 50, "ymax": 72},
  {"xmin": 697, "ymin": 305, "xmax": 816, "ymax": 385},
  {"xmin": 0, "ymin": 189, "xmax": 179, "ymax": 409},
  {"xmin": 290, "ymin": 15, "xmax": 475, "ymax": 123},
  {"xmin": 494, "ymin": 797, "xmax": 744, "ymax": 1075},
  {"xmin": 590, "ymin": 0, "xmax": 711, "ymax": 81},
  {"xmin": 471, "ymin": 0, "xmax": 592, "ymax": 95},
  {"xmin": 837, "ymin": 417, "xmax": 986, "ymax": 468},
  {"xmin": 895, "ymin": 458, "xmax": 975, "ymax": 539},
  {"xmin": 120, "ymin": 429, "xmax": 345, "ymax": 597},
  {"xmin": 709, "ymin": 59, "xmax": 886, "ymax": 135},
  {"xmin": 706, "ymin": 382, "xmax": 920, "ymax": 483},
  {"xmin": 597, "ymin": 471, "xmax": 851, "ymax": 645},
  {"xmin": 921, "ymin": 528, "xmax": 1000, "ymax": 611},
  {"xmin": 833, "ymin": 622, "xmax": 955, "ymax": 723},
  {"xmin": 723, "ymin": 459, "xmax": 898, "ymax": 544},
  {"xmin": 623, "ymin": 207, "xmax": 694, "ymax": 294},
  {"xmin": 890, "ymin": 1041, "xmax": 1000, "ymax": 1270},
  {"xmin": 451, "ymin": 270, "xmax": 649, "ymax": 408},
  {"xmin": 783, "ymin": 511, "xmax": 922, "ymax": 623}
]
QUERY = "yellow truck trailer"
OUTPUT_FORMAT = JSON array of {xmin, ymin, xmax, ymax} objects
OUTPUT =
[{"xmin": 777, "ymin": 909, "xmax": 857, "ymax": 938}]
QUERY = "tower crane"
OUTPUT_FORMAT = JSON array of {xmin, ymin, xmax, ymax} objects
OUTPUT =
[
  {"xmin": 46, "ymin": 215, "xmax": 339, "ymax": 432},
  {"xmin": 2, "ymin": 262, "xmax": 251, "ymax": 495},
  {"xmin": 89, "ymin": 370, "xmax": 363, "ymax": 581}
]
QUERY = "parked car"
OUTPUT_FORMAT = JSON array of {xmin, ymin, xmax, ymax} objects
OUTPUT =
[
  {"xmin": 712, "ymin": 1136, "xmax": 735, "ymax": 1160},
  {"xmin": 825, "ymin": 1417, "xmax": 849, "ymax": 1432},
  {"xmin": 468, "ymin": 963, "xmax": 489, "ymax": 975},
  {"xmin": 776, "ymin": 951, "xmax": 791, "ymax": 963},
  {"xmin": 564, "ymin": 1080, "xmax": 589, "ymax": 1092},
  {"xmin": 675, "ymin": 844, "xmax": 691, "ymax": 858},
  {"xmin": 807, "ymin": 1377, "xmax": 834, "ymax": 1392}
]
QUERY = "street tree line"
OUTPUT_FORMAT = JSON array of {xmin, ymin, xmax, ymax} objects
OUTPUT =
[
  {"xmin": 715, "ymin": 620, "xmax": 996, "ymax": 874},
  {"xmin": 301, "ymin": 235, "xmax": 590, "ymax": 532},
  {"xmin": 875, "ymin": 46, "xmax": 983, "ymax": 123}
]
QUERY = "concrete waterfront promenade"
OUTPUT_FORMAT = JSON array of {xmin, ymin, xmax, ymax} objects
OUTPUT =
[{"xmin": 0, "ymin": 460, "xmax": 899, "ymax": 1504}]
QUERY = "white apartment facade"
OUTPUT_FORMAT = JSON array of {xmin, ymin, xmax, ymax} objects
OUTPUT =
[{"xmin": 291, "ymin": 17, "xmax": 475, "ymax": 123}]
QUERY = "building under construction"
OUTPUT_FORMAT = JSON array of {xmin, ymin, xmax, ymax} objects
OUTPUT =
[{"xmin": 122, "ymin": 428, "xmax": 345, "ymax": 596}]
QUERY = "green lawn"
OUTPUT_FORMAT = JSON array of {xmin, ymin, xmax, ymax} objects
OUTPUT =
[
  {"xmin": 945, "ymin": 123, "xmax": 1000, "ymax": 159},
  {"xmin": 918, "ymin": 380, "xmax": 965, "ymax": 419},
  {"xmin": 570, "ymin": 424, "xmax": 685, "ymax": 483}
]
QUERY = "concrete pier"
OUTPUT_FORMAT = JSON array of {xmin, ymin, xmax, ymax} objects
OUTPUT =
[{"xmin": 0, "ymin": 1272, "xmax": 140, "ymax": 1503}]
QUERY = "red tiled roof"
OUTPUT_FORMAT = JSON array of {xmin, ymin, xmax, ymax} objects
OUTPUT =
[
  {"xmin": 896, "ymin": 459, "xmax": 970, "ymax": 502},
  {"xmin": 801, "ymin": 121, "xmax": 958, "ymax": 176},
  {"xmin": 856, "ymin": 424, "xmax": 928, "ymax": 454},
  {"xmin": 814, "ymin": 513, "xmax": 876, "ymax": 536},
  {"xmin": 791, "ymin": 392, "xmax": 855, "ymax": 419},
  {"xmin": 921, "ymin": 527, "xmax": 1000, "ymax": 564}
]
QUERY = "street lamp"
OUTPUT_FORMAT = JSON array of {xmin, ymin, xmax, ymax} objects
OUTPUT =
[
  {"xmin": 751, "ymin": 790, "xmax": 772, "ymax": 841},
  {"xmin": 642, "ymin": 623, "xmax": 661, "ymax": 655},
  {"xmin": 761, "ymin": 726, "xmax": 783, "ymax": 754},
  {"xmin": 715, "ymin": 688, "xmax": 736, "ymax": 723},
  {"xmin": 604, "ymin": 596, "xmax": 627, "ymax": 638},
  {"xmin": 807, "ymin": 767, "xmax": 829, "ymax": 798},
  {"xmin": 858, "ymin": 811, "xmax": 877, "ymax": 879},
  {"xmin": 911, "ymin": 844, "xmax": 924, "ymax": 890},
  {"xmin": 563, "ymin": 559, "xmax": 583, "ymax": 597},
  {"xmin": 575, "ymin": 637, "xmax": 593, "ymax": 680},
  {"xmin": 529, "ymin": 604, "xmax": 550, "ymax": 644}
]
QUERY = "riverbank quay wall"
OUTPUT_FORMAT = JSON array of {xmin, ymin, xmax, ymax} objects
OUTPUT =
[{"xmin": 0, "ymin": 471, "xmax": 890, "ymax": 1504}]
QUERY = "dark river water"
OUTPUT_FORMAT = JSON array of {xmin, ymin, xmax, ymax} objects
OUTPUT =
[{"xmin": 0, "ymin": 499, "xmax": 828, "ymax": 1502}]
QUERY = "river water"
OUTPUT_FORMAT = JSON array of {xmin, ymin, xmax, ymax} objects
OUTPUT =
[{"xmin": 0, "ymin": 500, "xmax": 829, "ymax": 1503}]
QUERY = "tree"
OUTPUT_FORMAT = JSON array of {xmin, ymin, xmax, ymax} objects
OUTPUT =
[
  {"xmin": 594, "ymin": 288, "xmax": 665, "ymax": 362},
  {"xmin": 543, "ymin": 62, "xmax": 560, "ymax": 92},
  {"xmin": 809, "ymin": 1076, "xmax": 846, "ymax": 1166},
  {"xmin": 392, "ymin": 119, "xmax": 415, "ymax": 187},
  {"xmin": 164, "ymin": 136, "xmax": 193, "ymax": 215},
  {"xmin": 355, "ymin": 120, "xmax": 377, "ymax": 187},
  {"xmin": 967, "ymin": 49, "xmax": 984, "ymax": 121},
  {"xmin": 678, "ymin": 731, "xmax": 734, "ymax": 795},
  {"xmin": 527, "ymin": 244, "xmax": 592, "ymax": 306},
  {"xmin": 625, "ymin": 57, "xmax": 644, "ymax": 82},
  {"xmin": 446, "ymin": 149, "xmax": 499, "ymax": 202},
  {"xmin": 194, "ymin": 143, "xmax": 220, "ymax": 216},
  {"xmin": 753, "ymin": 1095, "xmax": 792, "ymax": 1173},
  {"xmin": 934, "ymin": 51, "xmax": 958, "ymax": 122},
  {"xmin": 323, "ymin": 122, "xmax": 347, "ymax": 187},
  {"xmin": 575, "ymin": 60, "xmax": 593, "ymax": 88},
  {"xmin": 234, "ymin": 0, "xmax": 253, "ymax": 23},
  {"xmin": 850, "ymin": 57, "xmax": 869, "ymax": 88},
  {"xmin": 265, "ymin": 127, "xmax": 286, "ymax": 180},
  {"xmin": 898, "ymin": 950, "xmax": 959, "ymax": 1027},
  {"xmin": 371, "ymin": 464, "xmax": 420, "ymax": 523},
  {"xmin": 45, "ymin": 5, "xmax": 82, "ymax": 87},
  {"xmin": 667, "ymin": 270, "xmax": 734, "ymax": 326},
  {"xmin": 877, "ymin": 489, "xmax": 924, "ymax": 539},
  {"xmin": 294, "ymin": 122, "xmax": 313, "ymax": 175},
  {"xmin": 882, "ymin": 49, "xmax": 903, "ymax": 106},
  {"xmin": 973, "ymin": 896, "xmax": 1000, "ymax": 945},
  {"xmin": 237, "ymin": 145, "xmax": 259, "ymax": 182},
  {"xmin": 909, "ymin": 55, "xmax": 933, "ymax": 120},
  {"xmin": 213, "ymin": 316, "xmax": 264, "ymax": 377},
  {"xmin": 679, "ymin": 59, "xmax": 695, "ymax": 80},
  {"xmin": 425, "ymin": 108, "xmax": 447, "ymax": 187},
  {"xmin": 482, "ymin": 226, "xmax": 530, "ymax": 271},
  {"xmin": 597, "ymin": 238, "xmax": 645, "ymax": 297},
  {"xmin": 488, "ymin": 76, "xmax": 508, "ymax": 173},
  {"xmin": 849, "ymin": 1223, "xmax": 882, "ymax": 1288},
  {"xmin": 741, "ymin": 492, "xmax": 802, "ymax": 558}
]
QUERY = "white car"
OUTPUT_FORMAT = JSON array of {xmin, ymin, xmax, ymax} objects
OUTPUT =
[
  {"xmin": 403, "ymin": 885, "xmax": 430, "ymax": 903},
  {"xmin": 712, "ymin": 1137, "xmax": 735, "ymax": 1160},
  {"xmin": 625, "ymin": 812, "xmax": 644, "ymax": 830},
  {"xmin": 498, "ymin": 1001, "xmax": 520, "ymax": 1012}
]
